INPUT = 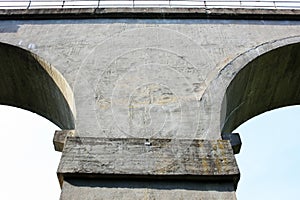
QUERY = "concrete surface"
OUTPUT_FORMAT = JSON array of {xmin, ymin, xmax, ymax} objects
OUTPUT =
[
  {"xmin": 0, "ymin": 42, "xmax": 75, "ymax": 129},
  {"xmin": 60, "ymin": 178, "xmax": 237, "ymax": 200},
  {"xmin": 1, "ymin": 13, "xmax": 300, "ymax": 199},
  {"xmin": 1, "ymin": 18, "xmax": 298, "ymax": 139},
  {"xmin": 57, "ymin": 137, "xmax": 239, "ymax": 182}
]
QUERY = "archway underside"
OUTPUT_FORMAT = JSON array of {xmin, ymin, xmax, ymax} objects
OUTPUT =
[
  {"xmin": 0, "ymin": 42, "xmax": 75, "ymax": 130},
  {"xmin": 222, "ymin": 42, "xmax": 300, "ymax": 134}
]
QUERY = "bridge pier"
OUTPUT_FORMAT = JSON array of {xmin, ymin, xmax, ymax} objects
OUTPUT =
[{"xmin": 1, "ymin": 5, "xmax": 300, "ymax": 199}]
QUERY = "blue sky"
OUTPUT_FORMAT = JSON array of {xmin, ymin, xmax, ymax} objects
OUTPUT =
[
  {"xmin": 235, "ymin": 106, "xmax": 300, "ymax": 200},
  {"xmin": 0, "ymin": 106, "xmax": 61, "ymax": 199},
  {"xmin": 0, "ymin": 105, "xmax": 299, "ymax": 199}
]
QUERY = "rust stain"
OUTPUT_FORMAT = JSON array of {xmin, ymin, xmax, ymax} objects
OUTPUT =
[
  {"xmin": 217, "ymin": 140, "xmax": 229, "ymax": 173},
  {"xmin": 212, "ymin": 142, "xmax": 222, "ymax": 173},
  {"xmin": 199, "ymin": 140, "xmax": 210, "ymax": 174}
]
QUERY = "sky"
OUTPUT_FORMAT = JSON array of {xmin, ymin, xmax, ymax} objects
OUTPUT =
[
  {"xmin": 0, "ymin": 106, "xmax": 61, "ymax": 200},
  {"xmin": 0, "ymin": 105, "xmax": 299, "ymax": 199},
  {"xmin": 235, "ymin": 105, "xmax": 300, "ymax": 200}
]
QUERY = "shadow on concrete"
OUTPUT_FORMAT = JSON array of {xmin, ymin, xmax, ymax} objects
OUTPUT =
[{"xmin": 66, "ymin": 178, "xmax": 235, "ymax": 191}]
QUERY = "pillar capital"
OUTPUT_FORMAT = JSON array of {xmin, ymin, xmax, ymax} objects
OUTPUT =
[{"xmin": 57, "ymin": 137, "xmax": 240, "ymax": 191}]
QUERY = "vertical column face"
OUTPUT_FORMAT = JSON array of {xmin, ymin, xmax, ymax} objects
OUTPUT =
[
  {"xmin": 60, "ymin": 179, "xmax": 237, "ymax": 200},
  {"xmin": 73, "ymin": 26, "xmax": 213, "ymax": 140},
  {"xmin": 55, "ymin": 21, "xmax": 241, "ymax": 200}
]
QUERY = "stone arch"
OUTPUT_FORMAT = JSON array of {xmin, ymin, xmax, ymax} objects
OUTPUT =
[
  {"xmin": 0, "ymin": 42, "xmax": 75, "ymax": 129},
  {"xmin": 202, "ymin": 36, "xmax": 300, "ymax": 139}
]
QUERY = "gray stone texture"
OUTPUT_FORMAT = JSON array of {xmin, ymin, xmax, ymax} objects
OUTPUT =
[
  {"xmin": 57, "ymin": 137, "xmax": 239, "ymax": 180},
  {"xmin": 1, "ymin": 11, "xmax": 300, "ymax": 199},
  {"xmin": 0, "ymin": 42, "xmax": 75, "ymax": 129},
  {"xmin": 53, "ymin": 130, "xmax": 75, "ymax": 151},
  {"xmin": 1, "ymin": 18, "xmax": 300, "ymax": 139},
  {"xmin": 60, "ymin": 179, "xmax": 237, "ymax": 200}
]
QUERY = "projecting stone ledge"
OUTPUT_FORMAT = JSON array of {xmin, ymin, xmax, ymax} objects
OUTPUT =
[
  {"xmin": 57, "ymin": 137, "xmax": 240, "ymax": 188},
  {"xmin": 53, "ymin": 130, "xmax": 75, "ymax": 152}
]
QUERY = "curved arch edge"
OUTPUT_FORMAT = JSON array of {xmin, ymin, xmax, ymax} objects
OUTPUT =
[
  {"xmin": 201, "ymin": 35, "xmax": 300, "ymax": 139},
  {"xmin": 0, "ymin": 42, "xmax": 76, "ymax": 129}
]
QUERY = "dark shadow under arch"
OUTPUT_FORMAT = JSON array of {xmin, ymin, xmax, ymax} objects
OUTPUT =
[
  {"xmin": 221, "ymin": 40, "xmax": 300, "ymax": 134},
  {"xmin": 0, "ymin": 42, "xmax": 75, "ymax": 129}
]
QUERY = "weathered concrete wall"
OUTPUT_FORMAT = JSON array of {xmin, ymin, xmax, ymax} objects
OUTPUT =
[
  {"xmin": 1, "ymin": 19, "xmax": 300, "ymax": 139},
  {"xmin": 60, "ymin": 179, "xmax": 237, "ymax": 200},
  {"xmin": 58, "ymin": 138, "xmax": 239, "ymax": 180},
  {"xmin": 1, "ymin": 16, "xmax": 300, "ymax": 199}
]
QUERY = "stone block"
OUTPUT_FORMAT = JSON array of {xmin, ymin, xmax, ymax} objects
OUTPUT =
[
  {"xmin": 53, "ymin": 130, "xmax": 75, "ymax": 152},
  {"xmin": 58, "ymin": 137, "xmax": 240, "ymax": 188}
]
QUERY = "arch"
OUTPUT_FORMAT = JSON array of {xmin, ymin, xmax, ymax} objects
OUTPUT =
[
  {"xmin": 201, "ymin": 36, "xmax": 300, "ymax": 139},
  {"xmin": 0, "ymin": 42, "xmax": 75, "ymax": 129},
  {"xmin": 221, "ymin": 37, "xmax": 300, "ymax": 134}
]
